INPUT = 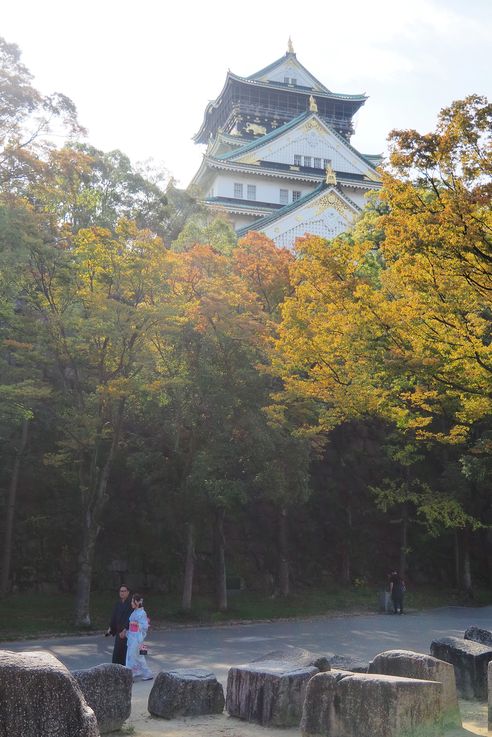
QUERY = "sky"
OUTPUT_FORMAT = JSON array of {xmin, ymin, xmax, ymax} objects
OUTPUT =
[{"xmin": 3, "ymin": 0, "xmax": 491, "ymax": 187}]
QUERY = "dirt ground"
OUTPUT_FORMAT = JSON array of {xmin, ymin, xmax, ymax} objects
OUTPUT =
[{"xmin": 120, "ymin": 688, "xmax": 489, "ymax": 737}]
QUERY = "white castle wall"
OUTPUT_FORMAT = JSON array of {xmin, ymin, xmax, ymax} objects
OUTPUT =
[{"xmin": 237, "ymin": 121, "xmax": 367, "ymax": 176}]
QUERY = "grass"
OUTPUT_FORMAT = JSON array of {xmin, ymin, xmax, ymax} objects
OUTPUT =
[{"xmin": 1, "ymin": 585, "xmax": 491, "ymax": 642}]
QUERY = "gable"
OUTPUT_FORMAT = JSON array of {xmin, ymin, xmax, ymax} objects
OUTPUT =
[
  {"xmin": 252, "ymin": 57, "xmax": 326, "ymax": 91},
  {"xmin": 245, "ymin": 186, "xmax": 360, "ymax": 251},
  {"xmin": 233, "ymin": 116, "xmax": 376, "ymax": 178}
]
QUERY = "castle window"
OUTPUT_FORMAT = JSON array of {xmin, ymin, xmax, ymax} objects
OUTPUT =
[
  {"xmin": 303, "ymin": 156, "xmax": 312, "ymax": 167},
  {"xmin": 247, "ymin": 185, "xmax": 256, "ymax": 201},
  {"xmin": 279, "ymin": 189, "xmax": 288, "ymax": 205},
  {"xmin": 294, "ymin": 155, "xmax": 302, "ymax": 166},
  {"xmin": 234, "ymin": 183, "xmax": 243, "ymax": 199},
  {"xmin": 324, "ymin": 158, "xmax": 332, "ymax": 169},
  {"xmin": 292, "ymin": 190, "xmax": 301, "ymax": 202},
  {"xmin": 314, "ymin": 157, "xmax": 322, "ymax": 169}
]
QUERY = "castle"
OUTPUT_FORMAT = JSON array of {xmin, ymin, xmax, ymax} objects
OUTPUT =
[{"xmin": 190, "ymin": 41, "xmax": 382, "ymax": 249}]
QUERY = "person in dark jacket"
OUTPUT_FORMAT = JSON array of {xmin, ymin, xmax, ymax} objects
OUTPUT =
[
  {"xmin": 106, "ymin": 584, "xmax": 132, "ymax": 664},
  {"xmin": 389, "ymin": 570, "xmax": 405, "ymax": 614}
]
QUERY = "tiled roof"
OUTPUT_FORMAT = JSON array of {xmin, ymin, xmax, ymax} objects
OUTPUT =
[
  {"xmin": 215, "ymin": 111, "xmax": 380, "ymax": 173},
  {"xmin": 206, "ymin": 196, "xmax": 282, "ymax": 212},
  {"xmin": 236, "ymin": 184, "xmax": 361, "ymax": 236}
]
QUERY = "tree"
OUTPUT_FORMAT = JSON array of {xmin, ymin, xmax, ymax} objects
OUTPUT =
[
  {"xmin": 172, "ymin": 213, "xmax": 237, "ymax": 254},
  {"xmin": 9, "ymin": 218, "xmax": 176, "ymax": 624},
  {"xmin": 274, "ymin": 96, "xmax": 491, "ymax": 591},
  {"xmin": 0, "ymin": 36, "xmax": 82, "ymax": 190}
]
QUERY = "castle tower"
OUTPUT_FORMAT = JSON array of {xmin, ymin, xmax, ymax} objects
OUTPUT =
[{"xmin": 190, "ymin": 45, "xmax": 382, "ymax": 249}]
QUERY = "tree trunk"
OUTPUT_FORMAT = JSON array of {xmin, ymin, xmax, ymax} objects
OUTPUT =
[
  {"xmin": 278, "ymin": 507, "xmax": 290, "ymax": 596},
  {"xmin": 181, "ymin": 521, "xmax": 195, "ymax": 611},
  {"xmin": 74, "ymin": 510, "xmax": 99, "ymax": 626},
  {"xmin": 214, "ymin": 508, "xmax": 227, "ymax": 612},
  {"xmin": 1, "ymin": 418, "xmax": 29, "ymax": 597},
  {"xmin": 461, "ymin": 527, "xmax": 473, "ymax": 600},
  {"xmin": 340, "ymin": 502, "xmax": 352, "ymax": 585},
  {"xmin": 454, "ymin": 530, "xmax": 461, "ymax": 588},
  {"xmin": 485, "ymin": 529, "xmax": 492, "ymax": 587},
  {"xmin": 399, "ymin": 504, "xmax": 408, "ymax": 579},
  {"xmin": 74, "ymin": 402, "xmax": 124, "ymax": 627}
]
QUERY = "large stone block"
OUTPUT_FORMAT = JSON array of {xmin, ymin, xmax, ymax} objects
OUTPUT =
[
  {"xmin": 72, "ymin": 663, "xmax": 132, "ymax": 733},
  {"xmin": 226, "ymin": 648, "xmax": 322, "ymax": 726},
  {"xmin": 252, "ymin": 646, "xmax": 332, "ymax": 672},
  {"xmin": 0, "ymin": 649, "xmax": 99, "ymax": 737},
  {"xmin": 488, "ymin": 661, "xmax": 492, "ymax": 731},
  {"xmin": 465, "ymin": 625, "xmax": 492, "ymax": 647},
  {"xmin": 148, "ymin": 668, "xmax": 224, "ymax": 718},
  {"xmin": 330, "ymin": 654, "xmax": 368, "ymax": 672},
  {"xmin": 430, "ymin": 636, "xmax": 492, "ymax": 700},
  {"xmin": 301, "ymin": 670, "xmax": 443, "ymax": 737},
  {"xmin": 368, "ymin": 649, "xmax": 460, "ymax": 727}
]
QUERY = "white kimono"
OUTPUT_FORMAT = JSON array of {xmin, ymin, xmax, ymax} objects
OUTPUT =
[{"xmin": 126, "ymin": 606, "xmax": 153, "ymax": 679}]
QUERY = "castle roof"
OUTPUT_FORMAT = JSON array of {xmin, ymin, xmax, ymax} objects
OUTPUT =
[
  {"xmin": 193, "ymin": 52, "xmax": 367, "ymax": 144},
  {"xmin": 236, "ymin": 182, "xmax": 362, "ymax": 237}
]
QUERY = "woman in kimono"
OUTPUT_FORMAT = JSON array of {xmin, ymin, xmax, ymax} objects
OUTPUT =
[{"xmin": 126, "ymin": 593, "xmax": 153, "ymax": 680}]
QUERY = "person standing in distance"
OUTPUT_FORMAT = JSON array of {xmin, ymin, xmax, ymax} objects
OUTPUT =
[
  {"xmin": 389, "ymin": 570, "xmax": 405, "ymax": 615},
  {"xmin": 106, "ymin": 584, "xmax": 132, "ymax": 664},
  {"xmin": 126, "ymin": 593, "xmax": 153, "ymax": 680}
]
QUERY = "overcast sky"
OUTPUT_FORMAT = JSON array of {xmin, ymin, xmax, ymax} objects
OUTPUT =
[{"xmin": 3, "ymin": 0, "xmax": 491, "ymax": 187}]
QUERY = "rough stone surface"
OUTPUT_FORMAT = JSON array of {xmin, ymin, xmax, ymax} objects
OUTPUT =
[
  {"xmin": 301, "ymin": 670, "xmax": 443, "ymax": 737},
  {"xmin": 72, "ymin": 663, "xmax": 132, "ymax": 733},
  {"xmin": 465, "ymin": 625, "xmax": 492, "ymax": 647},
  {"xmin": 148, "ymin": 668, "xmax": 224, "ymax": 719},
  {"xmin": 488, "ymin": 661, "xmax": 492, "ymax": 731},
  {"xmin": 329, "ymin": 654, "xmax": 368, "ymax": 673},
  {"xmin": 0, "ymin": 649, "xmax": 99, "ymax": 737},
  {"xmin": 430, "ymin": 636, "xmax": 492, "ymax": 700},
  {"xmin": 251, "ymin": 646, "xmax": 332, "ymax": 672},
  {"xmin": 226, "ymin": 647, "xmax": 323, "ymax": 726},
  {"xmin": 368, "ymin": 649, "xmax": 460, "ymax": 728}
]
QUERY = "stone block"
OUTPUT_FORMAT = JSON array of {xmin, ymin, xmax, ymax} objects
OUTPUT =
[
  {"xmin": 148, "ymin": 668, "xmax": 224, "ymax": 718},
  {"xmin": 379, "ymin": 590, "xmax": 392, "ymax": 613},
  {"xmin": 72, "ymin": 662, "xmax": 132, "ymax": 733},
  {"xmin": 465, "ymin": 625, "xmax": 492, "ymax": 647},
  {"xmin": 368, "ymin": 649, "xmax": 460, "ymax": 727},
  {"xmin": 251, "ymin": 646, "xmax": 332, "ymax": 672},
  {"xmin": 430, "ymin": 636, "xmax": 492, "ymax": 700},
  {"xmin": 488, "ymin": 661, "xmax": 492, "ymax": 731},
  {"xmin": 301, "ymin": 670, "xmax": 443, "ymax": 737},
  {"xmin": 226, "ymin": 648, "xmax": 322, "ymax": 726},
  {"xmin": 329, "ymin": 654, "xmax": 367, "ymax": 672},
  {"xmin": 0, "ymin": 649, "xmax": 98, "ymax": 737}
]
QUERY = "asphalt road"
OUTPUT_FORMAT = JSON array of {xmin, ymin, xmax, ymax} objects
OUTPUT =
[{"xmin": 3, "ymin": 605, "xmax": 492, "ymax": 685}]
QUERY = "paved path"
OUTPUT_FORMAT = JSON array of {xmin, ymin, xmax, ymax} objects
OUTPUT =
[{"xmin": 3, "ymin": 605, "xmax": 492, "ymax": 684}]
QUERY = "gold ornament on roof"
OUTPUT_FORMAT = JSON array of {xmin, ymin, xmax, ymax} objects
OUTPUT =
[
  {"xmin": 315, "ymin": 191, "xmax": 351, "ymax": 218},
  {"xmin": 309, "ymin": 95, "xmax": 318, "ymax": 113},
  {"xmin": 288, "ymin": 37, "xmax": 294, "ymax": 53},
  {"xmin": 325, "ymin": 163, "xmax": 337, "ymax": 185}
]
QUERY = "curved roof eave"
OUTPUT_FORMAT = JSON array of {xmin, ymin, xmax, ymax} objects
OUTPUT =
[
  {"xmin": 205, "ymin": 157, "xmax": 381, "ymax": 189},
  {"xmin": 214, "ymin": 111, "xmax": 380, "ymax": 176},
  {"xmin": 236, "ymin": 183, "xmax": 362, "ymax": 236},
  {"xmin": 193, "ymin": 72, "xmax": 367, "ymax": 142}
]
